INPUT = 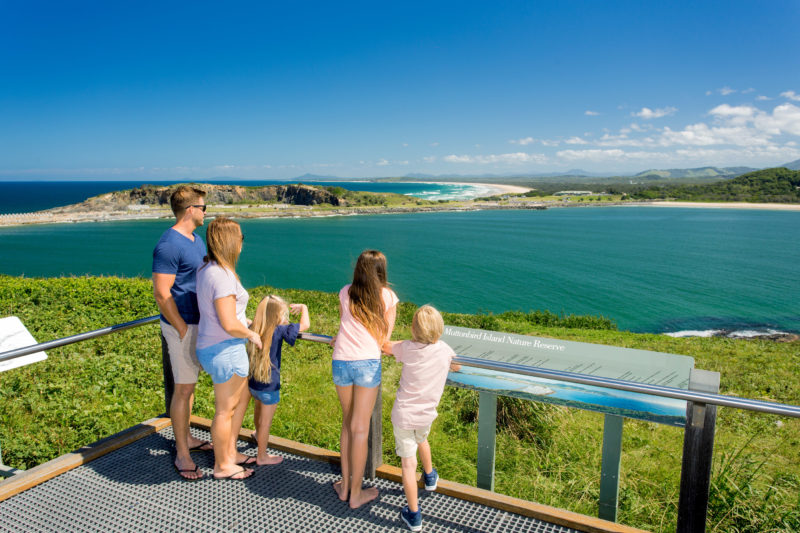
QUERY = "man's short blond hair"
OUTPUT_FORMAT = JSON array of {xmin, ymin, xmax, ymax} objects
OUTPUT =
[
  {"xmin": 411, "ymin": 305, "xmax": 444, "ymax": 344},
  {"xmin": 170, "ymin": 186, "xmax": 206, "ymax": 217}
]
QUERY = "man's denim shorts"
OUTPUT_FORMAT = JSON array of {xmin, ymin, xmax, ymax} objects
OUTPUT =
[
  {"xmin": 196, "ymin": 338, "xmax": 248, "ymax": 384},
  {"xmin": 331, "ymin": 359, "xmax": 381, "ymax": 388},
  {"xmin": 249, "ymin": 387, "xmax": 280, "ymax": 405}
]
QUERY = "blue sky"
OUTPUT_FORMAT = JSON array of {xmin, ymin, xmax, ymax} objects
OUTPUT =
[{"xmin": 1, "ymin": 1, "xmax": 799, "ymax": 180}]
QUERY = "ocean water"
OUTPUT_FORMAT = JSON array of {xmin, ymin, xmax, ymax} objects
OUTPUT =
[
  {"xmin": 0, "ymin": 206, "xmax": 797, "ymax": 335},
  {"xmin": 0, "ymin": 180, "xmax": 488, "ymax": 214}
]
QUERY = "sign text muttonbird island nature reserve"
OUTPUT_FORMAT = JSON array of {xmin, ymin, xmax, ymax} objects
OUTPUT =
[
  {"xmin": 442, "ymin": 326, "xmax": 695, "ymax": 426},
  {"xmin": 444, "ymin": 325, "xmax": 692, "ymax": 388}
]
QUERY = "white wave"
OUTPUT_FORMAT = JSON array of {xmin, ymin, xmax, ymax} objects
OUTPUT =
[
  {"xmin": 727, "ymin": 329, "xmax": 784, "ymax": 339},
  {"xmin": 664, "ymin": 328, "xmax": 792, "ymax": 339},
  {"xmin": 664, "ymin": 330, "xmax": 723, "ymax": 338}
]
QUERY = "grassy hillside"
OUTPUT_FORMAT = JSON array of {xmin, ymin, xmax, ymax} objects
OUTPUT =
[
  {"xmin": 630, "ymin": 167, "xmax": 800, "ymax": 203},
  {"xmin": 1, "ymin": 276, "xmax": 798, "ymax": 532}
]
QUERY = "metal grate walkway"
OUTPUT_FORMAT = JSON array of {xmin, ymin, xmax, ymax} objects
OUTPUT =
[{"xmin": 0, "ymin": 427, "xmax": 583, "ymax": 533}]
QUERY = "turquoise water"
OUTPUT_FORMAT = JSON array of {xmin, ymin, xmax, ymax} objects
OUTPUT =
[{"xmin": 0, "ymin": 207, "xmax": 797, "ymax": 334}]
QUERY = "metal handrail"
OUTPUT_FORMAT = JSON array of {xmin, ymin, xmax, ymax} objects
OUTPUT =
[
  {"xmin": 453, "ymin": 355, "xmax": 800, "ymax": 418},
  {"xmin": 0, "ymin": 315, "xmax": 160, "ymax": 363},
  {"xmin": 2, "ymin": 317, "xmax": 799, "ymax": 419}
]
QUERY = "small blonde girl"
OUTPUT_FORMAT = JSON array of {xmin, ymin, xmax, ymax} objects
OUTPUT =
[{"xmin": 247, "ymin": 295, "xmax": 309, "ymax": 466}]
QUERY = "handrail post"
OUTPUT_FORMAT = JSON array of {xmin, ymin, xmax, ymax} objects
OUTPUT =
[
  {"xmin": 476, "ymin": 391, "xmax": 498, "ymax": 491},
  {"xmin": 365, "ymin": 385, "xmax": 382, "ymax": 478},
  {"xmin": 677, "ymin": 368, "xmax": 720, "ymax": 533},
  {"xmin": 160, "ymin": 331, "xmax": 174, "ymax": 417}
]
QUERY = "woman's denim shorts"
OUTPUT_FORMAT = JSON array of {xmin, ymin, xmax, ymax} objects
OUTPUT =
[
  {"xmin": 249, "ymin": 387, "xmax": 280, "ymax": 406},
  {"xmin": 332, "ymin": 359, "xmax": 381, "ymax": 388},
  {"xmin": 196, "ymin": 338, "xmax": 248, "ymax": 384}
]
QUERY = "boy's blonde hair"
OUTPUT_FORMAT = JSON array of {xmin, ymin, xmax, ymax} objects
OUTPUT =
[
  {"xmin": 411, "ymin": 305, "xmax": 443, "ymax": 344},
  {"xmin": 248, "ymin": 295, "xmax": 289, "ymax": 383}
]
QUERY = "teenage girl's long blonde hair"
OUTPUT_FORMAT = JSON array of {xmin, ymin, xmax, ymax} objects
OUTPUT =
[
  {"xmin": 348, "ymin": 250, "xmax": 390, "ymax": 344},
  {"xmin": 248, "ymin": 295, "xmax": 288, "ymax": 383},
  {"xmin": 203, "ymin": 217, "xmax": 242, "ymax": 277}
]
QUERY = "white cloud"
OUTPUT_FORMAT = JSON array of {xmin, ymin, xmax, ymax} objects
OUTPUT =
[
  {"xmin": 429, "ymin": 142, "xmax": 440, "ymax": 147},
  {"xmin": 754, "ymin": 103, "xmax": 800, "ymax": 136},
  {"xmin": 708, "ymin": 104, "xmax": 757, "ymax": 125},
  {"xmin": 540, "ymin": 140, "xmax": 559, "ymax": 147},
  {"xmin": 756, "ymin": 95, "xmax": 771, "ymax": 101},
  {"xmin": 564, "ymin": 136, "xmax": 589, "ymax": 145},
  {"xmin": 402, "ymin": 143, "xmax": 409, "ymax": 147},
  {"xmin": 376, "ymin": 158, "xmax": 390, "ymax": 166},
  {"xmin": 719, "ymin": 86, "xmax": 736, "ymax": 96},
  {"xmin": 633, "ymin": 106, "xmax": 677, "ymax": 119},
  {"xmin": 556, "ymin": 149, "xmax": 669, "ymax": 162},
  {"xmin": 422, "ymin": 156, "xmax": 436, "ymax": 163},
  {"xmin": 509, "ymin": 136, "xmax": 536, "ymax": 145},
  {"xmin": 585, "ymin": 110, "xmax": 600, "ymax": 116},
  {"xmin": 742, "ymin": 88, "xmax": 756, "ymax": 94},
  {"xmin": 443, "ymin": 152, "xmax": 547, "ymax": 164},
  {"xmin": 780, "ymin": 91, "xmax": 800, "ymax": 101}
]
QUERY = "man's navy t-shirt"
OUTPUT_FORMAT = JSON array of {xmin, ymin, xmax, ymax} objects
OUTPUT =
[
  {"xmin": 249, "ymin": 323, "xmax": 300, "ymax": 393},
  {"xmin": 152, "ymin": 228, "xmax": 207, "ymax": 325}
]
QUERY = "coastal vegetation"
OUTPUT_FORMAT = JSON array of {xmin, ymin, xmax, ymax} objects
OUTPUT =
[
  {"xmin": 1, "ymin": 275, "xmax": 798, "ymax": 531},
  {"xmin": 45, "ymin": 182, "xmax": 433, "ymax": 214},
  {"xmin": 628, "ymin": 168, "xmax": 800, "ymax": 203}
]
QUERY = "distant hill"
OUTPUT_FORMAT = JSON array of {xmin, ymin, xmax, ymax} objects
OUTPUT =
[
  {"xmin": 630, "ymin": 167, "xmax": 800, "ymax": 203},
  {"xmin": 634, "ymin": 166, "xmax": 757, "ymax": 179},
  {"xmin": 782, "ymin": 159, "xmax": 800, "ymax": 170}
]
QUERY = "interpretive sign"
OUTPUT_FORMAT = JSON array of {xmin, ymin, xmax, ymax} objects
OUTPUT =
[
  {"xmin": 0, "ymin": 316, "xmax": 47, "ymax": 373},
  {"xmin": 443, "ymin": 325, "xmax": 694, "ymax": 426}
]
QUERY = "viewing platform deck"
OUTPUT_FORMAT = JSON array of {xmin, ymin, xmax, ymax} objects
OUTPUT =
[{"xmin": 0, "ymin": 417, "xmax": 642, "ymax": 533}]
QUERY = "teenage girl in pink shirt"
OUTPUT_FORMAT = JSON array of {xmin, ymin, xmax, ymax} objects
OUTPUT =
[{"xmin": 330, "ymin": 250, "xmax": 398, "ymax": 509}]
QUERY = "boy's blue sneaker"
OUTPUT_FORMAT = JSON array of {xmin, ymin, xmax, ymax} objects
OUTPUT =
[
  {"xmin": 401, "ymin": 505, "xmax": 422, "ymax": 531},
  {"xmin": 423, "ymin": 468, "xmax": 438, "ymax": 491}
]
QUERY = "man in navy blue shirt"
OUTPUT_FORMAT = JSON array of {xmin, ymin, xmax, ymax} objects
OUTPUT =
[{"xmin": 152, "ymin": 186, "xmax": 209, "ymax": 480}]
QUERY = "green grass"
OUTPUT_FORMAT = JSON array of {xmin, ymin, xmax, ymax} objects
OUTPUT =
[{"xmin": 1, "ymin": 275, "xmax": 798, "ymax": 532}]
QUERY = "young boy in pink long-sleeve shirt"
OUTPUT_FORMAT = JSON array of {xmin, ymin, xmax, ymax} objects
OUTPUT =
[{"xmin": 382, "ymin": 305, "xmax": 461, "ymax": 532}]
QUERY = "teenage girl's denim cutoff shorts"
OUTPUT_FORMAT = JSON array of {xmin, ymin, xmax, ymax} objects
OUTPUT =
[
  {"xmin": 249, "ymin": 387, "xmax": 280, "ymax": 405},
  {"xmin": 332, "ymin": 359, "xmax": 381, "ymax": 388},
  {"xmin": 196, "ymin": 338, "xmax": 248, "ymax": 384}
]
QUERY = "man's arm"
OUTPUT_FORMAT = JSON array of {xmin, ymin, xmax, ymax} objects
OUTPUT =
[{"xmin": 153, "ymin": 272, "xmax": 188, "ymax": 339}]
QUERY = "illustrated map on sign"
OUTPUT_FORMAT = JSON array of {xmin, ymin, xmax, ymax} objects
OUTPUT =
[{"xmin": 441, "ymin": 326, "xmax": 694, "ymax": 426}]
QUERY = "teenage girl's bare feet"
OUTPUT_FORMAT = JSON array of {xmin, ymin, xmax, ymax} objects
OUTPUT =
[
  {"xmin": 256, "ymin": 454, "xmax": 284, "ymax": 466},
  {"xmin": 332, "ymin": 480, "xmax": 348, "ymax": 501},
  {"xmin": 349, "ymin": 486, "xmax": 379, "ymax": 509}
]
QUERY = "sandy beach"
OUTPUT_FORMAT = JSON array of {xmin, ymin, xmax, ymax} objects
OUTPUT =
[{"xmin": 645, "ymin": 201, "xmax": 800, "ymax": 211}]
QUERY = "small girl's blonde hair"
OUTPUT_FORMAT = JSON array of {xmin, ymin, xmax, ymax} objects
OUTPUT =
[
  {"xmin": 411, "ymin": 305, "xmax": 444, "ymax": 344},
  {"xmin": 248, "ymin": 295, "xmax": 289, "ymax": 383}
]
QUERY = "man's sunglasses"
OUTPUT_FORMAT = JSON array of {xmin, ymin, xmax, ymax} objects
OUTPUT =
[{"xmin": 190, "ymin": 204, "xmax": 207, "ymax": 212}]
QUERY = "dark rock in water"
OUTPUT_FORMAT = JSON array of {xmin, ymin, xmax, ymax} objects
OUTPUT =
[
  {"xmin": 755, "ymin": 333, "xmax": 799, "ymax": 342},
  {"xmin": 723, "ymin": 331, "xmax": 799, "ymax": 342}
]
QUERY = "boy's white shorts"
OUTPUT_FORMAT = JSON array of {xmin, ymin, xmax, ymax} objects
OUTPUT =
[{"xmin": 393, "ymin": 423, "xmax": 432, "ymax": 458}]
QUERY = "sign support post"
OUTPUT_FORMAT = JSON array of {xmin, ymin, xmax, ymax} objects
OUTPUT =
[
  {"xmin": 476, "ymin": 391, "xmax": 498, "ymax": 491},
  {"xmin": 599, "ymin": 414, "xmax": 624, "ymax": 521}
]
